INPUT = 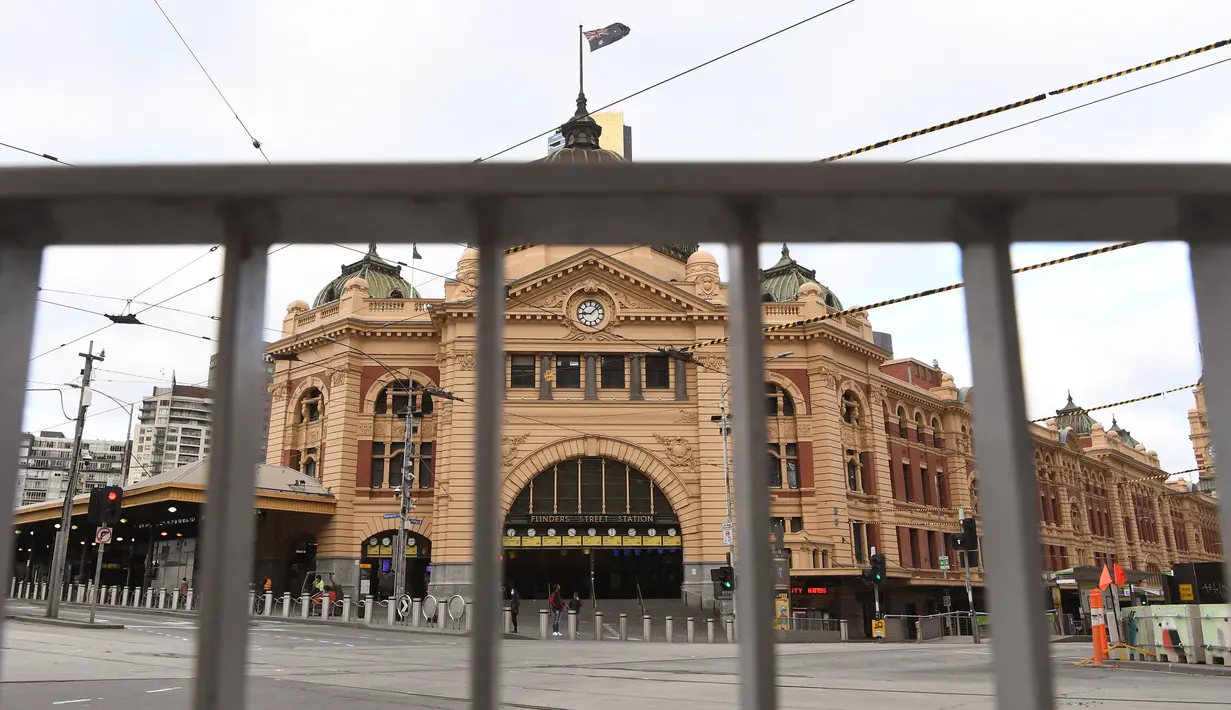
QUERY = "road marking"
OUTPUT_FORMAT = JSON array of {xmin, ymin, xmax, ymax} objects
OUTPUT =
[
  {"xmin": 52, "ymin": 700, "xmax": 90, "ymax": 705},
  {"xmin": 145, "ymin": 687, "xmax": 182, "ymax": 694}
]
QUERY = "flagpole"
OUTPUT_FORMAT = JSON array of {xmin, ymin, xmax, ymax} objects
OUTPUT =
[{"xmin": 578, "ymin": 24, "xmax": 584, "ymax": 97}]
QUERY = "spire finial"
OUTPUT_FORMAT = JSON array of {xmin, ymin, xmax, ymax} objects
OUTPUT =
[
  {"xmin": 781, "ymin": 243, "xmax": 790, "ymax": 259},
  {"xmin": 1066, "ymin": 389, "xmax": 1073, "ymax": 406},
  {"xmin": 368, "ymin": 242, "xmax": 378, "ymax": 255}
]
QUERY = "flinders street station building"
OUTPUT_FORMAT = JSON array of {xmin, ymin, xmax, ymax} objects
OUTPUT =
[{"xmin": 12, "ymin": 97, "xmax": 1220, "ymax": 637}]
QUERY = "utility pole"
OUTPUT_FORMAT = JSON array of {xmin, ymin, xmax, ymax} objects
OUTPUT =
[
  {"xmin": 47, "ymin": 341, "xmax": 104, "ymax": 619},
  {"xmin": 393, "ymin": 399, "xmax": 415, "ymax": 604},
  {"xmin": 719, "ymin": 381, "xmax": 736, "ymax": 619},
  {"xmin": 958, "ymin": 507, "xmax": 980, "ymax": 644}
]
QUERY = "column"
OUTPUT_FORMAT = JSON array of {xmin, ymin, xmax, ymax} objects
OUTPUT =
[
  {"xmin": 674, "ymin": 359, "xmax": 688, "ymax": 401},
  {"xmin": 539, "ymin": 353, "xmax": 553, "ymax": 400},
  {"xmin": 584, "ymin": 353, "xmax": 597, "ymax": 401},
  {"xmin": 628, "ymin": 354, "xmax": 644, "ymax": 401}
]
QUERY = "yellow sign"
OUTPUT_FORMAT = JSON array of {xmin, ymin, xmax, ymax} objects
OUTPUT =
[
  {"xmin": 872, "ymin": 619, "xmax": 885, "ymax": 639},
  {"xmin": 641, "ymin": 535, "xmax": 662, "ymax": 546},
  {"xmin": 1179, "ymin": 583, "xmax": 1194, "ymax": 601},
  {"xmin": 663, "ymin": 535, "xmax": 682, "ymax": 547},
  {"xmin": 359, "ymin": 563, "xmax": 372, "ymax": 569},
  {"xmin": 602, "ymin": 535, "xmax": 622, "ymax": 547},
  {"xmin": 541, "ymin": 536, "xmax": 562, "ymax": 547},
  {"xmin": 562, "ymin": 536, "xmax": 582, "ymax": 547},
  {"xmin": 622, "ymin": 536, "xmax": 642, "ymax": 547},
  {"xmin": 582, "ymin": 535, "xmax": 603, "ymax": 547},
  {"xmin": 522, "ymin": 536, "xmax": 542, "ymax": 547},
  {"xmin": 504, "ymin": 536, "xmax": 521, "ymax": 547}
]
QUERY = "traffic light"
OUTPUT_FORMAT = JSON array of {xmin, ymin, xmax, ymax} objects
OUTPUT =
[
  {"xmin": 953, "ymin": 517, "xmax": 979, "ymax": 551},
  {"xmin": 710, "ymin": 565, "xmax": 734, "ymax": 598},
  {"xmin": 100, "ymin": 486, "xmax": 123, "ymax": 525},
  {"xmin": 869, "ymin": 553, "xmax": 887, "ymax": 583}
]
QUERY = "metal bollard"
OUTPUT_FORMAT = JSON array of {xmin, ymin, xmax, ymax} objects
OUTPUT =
[
  {"xmin": 185, "ymin": 590, "xmax": 194, "ymax": 611},
  {"xmin": 643, "ymin": 614, "xmax": 651, "ymax": 641},
  {"xmin": 122, "ymin": 587, "xmax": 130, "ymax": 606},
  {"xmin": 466, "ymin": 601, "xmax": 473, "ymax": 632},
  {"xmin": 687, "ymin": 617, "xmax": 695, "ymax": 643},
  {"xmin": 707, "ymin": 618, "xmax": 715, "ymax": 643},
  {"xmin": 411, "ymin": 598, "xmax": 422, "ymax": 627},
  {"xmin": 158, "ymin": 588, "xmax": 167, "ymax": 609},
  {"xmin": 504, "ymin": 608, "xmax": 512, "ymax": 634},
  {"xmin": 840, "ymin": 619, "xmax": 849, "ymax": 641},
  {"xmin": 539, "ymin": 609, "xmax": 550, "ymax": 639},
  {"xmin": 725, "ymin": 618, "xmax": 734, "ymax": 643},
  {"xmin": 8, "ymin": 578, "xmax": 13, "ymax": 597},
  {"xmin": 567, "ymin": 609, "xmax": 578, "ymax": 640},
  {"xmin": 595, "ymin": 611, "xmax": 603, "ymax": 641},
  {"xmin": 171, "ymin": 590, "xmax": 180, "ymax": 610},
  {"xmin": 146, "ymin": 587, "xmax": 154, "ymax": 608},
  {"xmin": 248, "ymin": 591, "xmax": 255, "ymax": 615},
  {"xmin": 387, "ymin": 598, "xmax": 396, "ymax": 626},
  {"xmin": 341, "ymin": 595, "xmax": 351, "ymax": 621},
  {"xmin": 301, "ymin": 593, "xmax": 311, "ymax": 619},
  {"xmin": 17, "ymin": 582, "xmax": 24, "ymax": 599},
  {"xmin": 619, "ymin": 613, "xmax": 628, "ymax": 641},
  {"xmin": 264, "ymin": 591, "xmax": 274, "ymax": 617},
  {"xmin": 283, "ymin": 592, "xmax": 291, "ymax": 618},
  {"xmin": 666, "ymin": 616, "xmax": 674, "ymax": 643},
  {"xmin": 131, "ymin": 588, "xmax": 140, "ymax": 607},
  {"xmin": 366, "ymin": 596, "xmax": 376, "ymax": 625},
  {"xmin": 79, "ymin": 584, "xmax": 88, "ymax": 604}
]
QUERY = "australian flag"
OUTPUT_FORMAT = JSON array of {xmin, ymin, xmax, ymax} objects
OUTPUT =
[{"xmin": 584, "ymin": 23, "xmax": 631, "ymax": 52}]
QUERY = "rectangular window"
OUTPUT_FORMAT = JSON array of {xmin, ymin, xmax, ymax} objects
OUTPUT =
[
  {"xmin": 644, "ymin": 354, "xmax": 670, "ymax": 389},
  {"xmin": 768, "ymin": 447, "xmax": 783, "ymax": 488},
  {"xmin": 902, "ymin": 460, "xmax": 913, "ymax": 502},
  {"xmin": 416, "ymin": 442, "xmax": 434, "ymax": 488},
  {"xmin": 790, "ymin": 516, "xmax": 803, "ymax": 533},
  {"xmin": 785, "ymin": 443, "xmax": 799, "ymax": 489},
  {"xmin": 600, "ymin": 355, "xmax": 626, "ymax": 389},
  {"xmin": 556, "ymin": 354, "xmax": 581, "ymax": 389},
  {"xmin": 510, "ymin": 355, "xmax": 536, "ymax": 388},
  {"xmin": 853, "ymin": 522, "xmax": 866, "ymax": 564},
  {"xmin": 920, "ymin": 466, "xmax": 930, "ymax": 505},
  {"xmin": 556, "ymin": 460, "xmax": 580, "ymax": 514}
]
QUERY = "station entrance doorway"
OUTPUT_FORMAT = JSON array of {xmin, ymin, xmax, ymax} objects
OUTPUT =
[
  {"xmin": 359, "ymin": 530, "xmax": 431, "ymax": 599},
  {"xmin": 502, "ymin": 457, "xmax": 683, "ymax": 601}
]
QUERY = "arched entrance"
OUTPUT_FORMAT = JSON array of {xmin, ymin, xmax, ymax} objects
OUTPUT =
[
  {"xmin": 503, "ymin": 457, "xmax": 682, "ymax": 600},
  {"xmin": 360, "ymin": 530, "xmax": 431, "ymax": 599}
]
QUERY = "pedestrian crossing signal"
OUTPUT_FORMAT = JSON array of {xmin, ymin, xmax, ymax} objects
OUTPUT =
[
  {"xmin": 710, "ymin": 565, "xmax": 734, "ymax": 598},
  {"xmin": 869, "ymin": 553, "xmax": 887, "ymax": 582}
]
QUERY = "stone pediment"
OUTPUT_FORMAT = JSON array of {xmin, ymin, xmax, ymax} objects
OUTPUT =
[{"xmin": 507, "ymin": 249, "xmax": 718, "ymax": 318}]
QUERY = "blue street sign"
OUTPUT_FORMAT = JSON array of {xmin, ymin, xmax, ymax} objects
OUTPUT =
[
  {"xmin": 408, "ymin": 518, "xmax": 423, "ymax": 525},
  {"xmin": 383, "ymin": 513, "xmax": 401, "ymax": 519}
]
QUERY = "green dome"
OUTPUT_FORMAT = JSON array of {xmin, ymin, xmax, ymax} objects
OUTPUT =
[
  {"xmin": 759, "ymin": 244, "xmax": 842, "ymax": 307},
  {"xmin": 1107, "ymin": 415, "xmax": 1141, "ymax": 448},
  {"xmin": 1055, "ymin": 392, "xmax": 1096, "ymax": 435},
  {"xmin": 314, "ymin": 243, "xmax": 420, "ymax": 307}
]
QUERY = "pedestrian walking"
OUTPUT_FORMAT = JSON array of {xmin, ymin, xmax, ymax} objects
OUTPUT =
[
  {"xmin": 549, "ymin": 584, "xmax": 564, "ymax": 636},
  {"xmin": 568, "ymin": 592, "xmax": 581, "ymax": 614},
  {"xmin": 509, "ymin": 588, "xmax": 521, "ymax": 633}
]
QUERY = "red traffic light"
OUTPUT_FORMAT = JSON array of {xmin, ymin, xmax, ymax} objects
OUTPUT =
[{"xmin": 107, "ymin": 491, "xmax": 118, "ymax": 501}]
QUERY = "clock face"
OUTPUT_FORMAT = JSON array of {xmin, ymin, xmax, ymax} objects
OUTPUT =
[{"xmin": 576, "ymin": 299, "xmax": 605, "ymax": 327}]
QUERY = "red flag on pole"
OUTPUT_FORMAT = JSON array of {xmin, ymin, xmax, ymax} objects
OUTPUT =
[
  {"xmin": 1098, "ymin": 565, "xmax": 1113, "ymax": 590},
  {"xmin": 1113, "ymin": 562, "xmax": 1128, "ymax": 587}
]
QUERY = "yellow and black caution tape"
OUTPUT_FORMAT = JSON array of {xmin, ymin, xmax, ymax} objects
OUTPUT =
[
  {"xmin": 504, "ymin": 243, "xmax": 536, "ymax": 255},
  {"xmin": 820, "ymin": 94, "xmax": 1047, "ymax": 163},
  {"xmin": 1049, "ymin": 39, "xmax": 1231, "ymax": 95},
  {"xmin": 679, "ymin": 241, "xmax": 1139, "ymax": 352},
  {"xmin": 1028, "ymin": 382, "xmax": 1198, "ymax": 423},
  {"xmin": 818, "ymin": 37, "xmax": 1231, "ymax": 164}
]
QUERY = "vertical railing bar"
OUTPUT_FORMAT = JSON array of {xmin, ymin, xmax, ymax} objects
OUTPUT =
[
  {"xmin": 958, "ymin": 202, "xmax": 1054, "ymax": 710},
  {"xmin": 728, "ymin": 202, "xmax": 776, "ymax": 710},
  {"xmin": 193, "ymin": 204, "xmax": 272, "ymax": 710},
  {"xmin": 1185, "ymin": 236, "xmax": 1231, "ymax": 590},
  {"xmin": 471, "ymin": 200, "xmax": 505, "ymax": 710},
  {"xmin": 0, "ymin": 240, "xmax": 46, "ymax": 697}
]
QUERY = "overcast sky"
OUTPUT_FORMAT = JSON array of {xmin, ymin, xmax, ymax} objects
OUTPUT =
[{"xmin": 6, "ymin": 1, "xmax": 1223, "ymax": 476}]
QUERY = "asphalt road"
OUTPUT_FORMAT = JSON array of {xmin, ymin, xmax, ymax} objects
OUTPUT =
[{"xmin": 1, "ymin": 601, "xmax": 1226, "ymax": 709}]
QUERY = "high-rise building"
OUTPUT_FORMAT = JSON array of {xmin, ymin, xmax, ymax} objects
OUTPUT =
[
  {"xmin": 547, "ymin": 111, "xmax": 632, "ymax": 159},
  {"xmin": 209, "ymin": 350, "xmax": 276, "ymax": 464},
  {"xmin": 130, "ymin": 383, "xmax": 213, "ymax": 484},
  {"xmin": 16, "ymin": 431, "xmax": 127, "ymax": 507}
]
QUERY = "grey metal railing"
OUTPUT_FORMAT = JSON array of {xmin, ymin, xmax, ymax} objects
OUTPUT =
[{"xmin": 0, "ymin": 162, "xmax": 1229, "ymax": 710}]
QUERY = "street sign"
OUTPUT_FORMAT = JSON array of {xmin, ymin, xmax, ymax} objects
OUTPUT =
[
  {"xmin": 408, "ymin": 518, "xmax": 423, "ymax": 525},
  {"xmin": 938, "ymin": 555, "xmax": 950, "ymax": 571},
  {"xmin": 943, "ymin": 594, "xmax": 952, "ymax": 608},
  {"xmin": 397, "ymin": 594, "xmax": 412, "ymax": 619},
  {"xmin": 94, "ymin": 527, "xmax": 112, "ymax": 544},
  {"xmin": 722, "ymin": 528, "xmax": 733, "ymax": 546},
  {"xmin": 383, "ymin": 513, "xmax": 401, "ymax": 519}
]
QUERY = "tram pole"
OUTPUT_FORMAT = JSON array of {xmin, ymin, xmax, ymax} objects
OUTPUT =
[{"xmin": 393, "ymin": 403, "xmax": 415, "ymax": 601}]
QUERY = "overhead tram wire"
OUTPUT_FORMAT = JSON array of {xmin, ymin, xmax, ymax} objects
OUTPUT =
[
  {"xmin": 152, "ymin": 0, "xmax": 269, "ymax": 162},
  {"xmin": 905, "ymin": 54, "xmax": 1231, "ymax": 162},
  {"xmin": 0, "ymin": 140, "xmax": 75, "ymax": 166},
  {"xmin": 818, "ymin": 36, "xmax": 1231, "ymax": 163},
  {"xmin": 1027, "ymin": 383, "xmax": 1200, "ymax": 424},
  {"xmin": 478, "ymin": 0, "xmax": 862, "ymax": 162},
  {"xmin": 677, "ymin": 241, "xmax": 1142, "ymax": 353}
]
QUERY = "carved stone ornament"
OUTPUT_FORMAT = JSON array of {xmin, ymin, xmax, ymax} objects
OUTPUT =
[
  {"xmin": 869, "ymin": 386, "xmax": 886, "ymax": 407},
  {"xmin": 815, "ymin": 367, "xmax": 838, "ymax": 390},
  {"xmin": 840, "ymin": 426, "xmax": 857, "ymax": 448},
  {"xmin": 674, "ymin": 410, "xmax": 699, "ymax": 425},
  {"xmin": 437, "ymin": 402, "xmax": 453, "ymax": 426},
  {"xmin": 456, "ymin": 350, "xmax": 476, "ymax": 371},
  {"xmin": 356, "ymin": 420, "xmax": 374, "ymax": 437},
  {"xmin": 699, "ymin": 354, "xmax": 728, "ymax": 373},
  {"xmin": 330, "ymin": 370, "xmax": 348, "ymax": 388},
  {"xmin": 696, "ymin": 273, "xmax": 720, "ymax": 300},
  {"xmin": 501, "ymin": 433, "xmax": 530, "ymax": 468},
  {"xmin": 269, "ymin": 381, "xmax": 288, "ymax": 401},
  {"xmin": 419, "ymin": 419, "xmax": 438, "ymax": 440},
  {"xmin": 613, "ymin": 288, "xmax": 649, "ymax": 310},
  {"xmin": 537, "ymin": 286, "xmax": 571, "ymax": 310},
  {"xmin": 797, "ymin": 420, "xmax": 813, "ymax": 437},
  {"xmin": 653, "ymin": 434, "xmax": 698, "ymax": 470},
  {"xmin": 563, "ymin": 318, "xmax": 622, "ymax": 342}
]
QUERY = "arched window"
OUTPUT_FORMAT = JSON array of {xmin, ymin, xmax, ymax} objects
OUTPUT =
[
  {"xmin": 768, "ymin": 443, "xmax": 799, "ymax": 489},
  {"xmin": 374, "ymin": 379, "xmax": 416, "ymax": 415},
  {"xmin": 368, "ymin": 378, "xmax": 434, "ymax": 490},
  {"xmin": 841, "ymin": 391, "xmax": 860, "ymax": 425},
  {"xmin": 931, "ymin": 417, "xmax": 943, "ymax": 448},
  {"xmin": 846, "ymin": 452, "xmax": 860, "ymax": 492},
  {"xmin": 507, "ymin": 458, "xmax": 673, "ymax": 518},
  {"xmin": 914, "ymin": 412, "xmax": 926, "ymax": 444},
  {"xmin": 303, "ymin": 454, "xmax": 318, "ymax": 479},
  {"xmin": 389, "ymin": 289, "xmax": 404, "ymax": 299},
  {"xmin": 323, "ymin": 287, "xmax": 337, "ymax": 303},
  {"xmin": 897, "ymin": 407, "xmax": 908, "ymax": 438},
  {"xmin": 765, "ymin": 383, "xmax": 795, "ymax": 416},
  {"xmin": 299, "ymin": 388, "xmax": 323, "ymax": 423}
]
